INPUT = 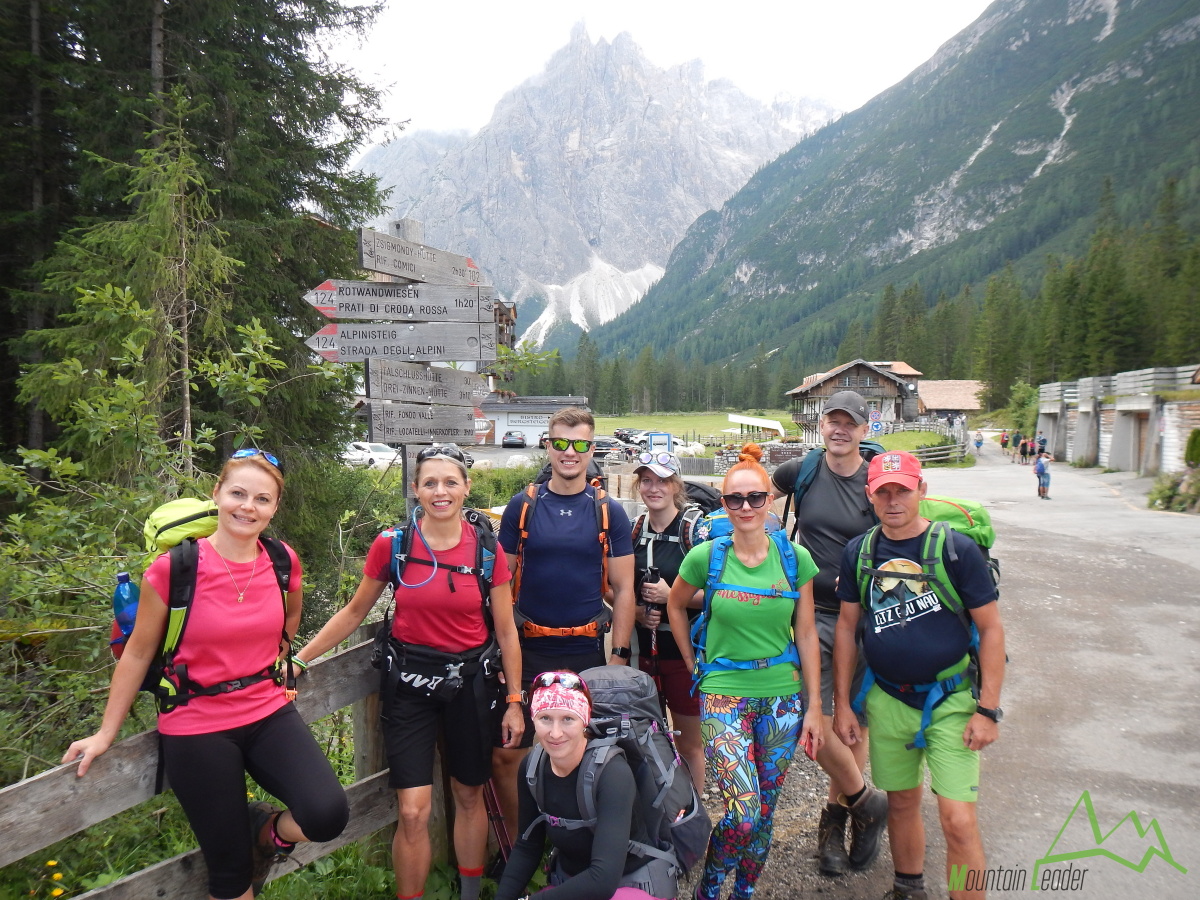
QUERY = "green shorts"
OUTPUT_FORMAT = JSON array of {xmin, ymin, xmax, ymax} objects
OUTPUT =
[{"xmin": 865, "ymin": 685, "xmax": 980, "ymax": 802}]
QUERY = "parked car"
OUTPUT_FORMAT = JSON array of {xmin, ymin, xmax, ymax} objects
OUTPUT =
[
  {"xmin": 613, "ymin": 427, "xmax": 645, "ymax": 444},
  {"xmin": 501, "ymin": 430, "xmax": 527, "ymax": 448},
  {"xmin": 592, "ymin": 436, "xmax": 640, "ymax": 461},
  {"xmin": 432, "ymin": 441, "xmax": 474, "ymax": 467},
  {"xmin": 342, "ymin": 441, "xmax": 400, "ymax": 470}
]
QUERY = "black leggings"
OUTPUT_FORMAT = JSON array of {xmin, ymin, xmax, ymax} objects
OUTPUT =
[{"xmin": 161, "ymin": 705, "xmax": 349, "ymax": 899}]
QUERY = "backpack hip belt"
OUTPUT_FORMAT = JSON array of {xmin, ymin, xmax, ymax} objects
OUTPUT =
[
  {"xmin": 852, "ymin": 653, "xmax": 972, "ymax": 750},
  {"xmin": 513, "ymin": 603, "xmax": 612, "ymax": 639}
]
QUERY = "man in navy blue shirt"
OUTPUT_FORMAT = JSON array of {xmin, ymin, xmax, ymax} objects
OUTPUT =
[
  {"xmin": 491, "ymin": 407, "xmax": 635, "ymax": 840},
  {"xmin": 833, "ymin": 452, "xmax": 1005, "ymax": 900}
]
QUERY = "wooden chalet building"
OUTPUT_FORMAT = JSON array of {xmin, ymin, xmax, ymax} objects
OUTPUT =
[{"xmin": 785, "ymin": 359, "xmax": 919, "ymax": 442}]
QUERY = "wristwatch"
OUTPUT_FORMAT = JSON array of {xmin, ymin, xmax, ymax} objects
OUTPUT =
[
  {"xmin": 611, "ymin": 646, "xmax": 632, "ymax": 660},
  {"xmin": 506, "ymin": 691, "xmax": 527, "ymax": 705},
  {"xmin": 976, "ymin": 705, "xmax": 1004, "ymax": 723}
]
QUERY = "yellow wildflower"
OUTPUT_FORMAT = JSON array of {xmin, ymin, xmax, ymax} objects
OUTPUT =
[
  {"xmin": 52, "ymin": 890, "xmax": 65, "ymax": 898},
  {"xmin": 45, "ymin": 860, "xmax": 58, "ymax": 867},
  {"xmin": 52, "ymin": 873, "xmax": 63, "ymax": 881}
]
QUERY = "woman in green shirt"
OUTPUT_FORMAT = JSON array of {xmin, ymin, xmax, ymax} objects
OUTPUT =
[{"xmin": 667, "ymin": 443, "xmax": 822, "ymax": 900}]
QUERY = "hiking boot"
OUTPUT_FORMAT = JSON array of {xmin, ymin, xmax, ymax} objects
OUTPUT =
[
  {"xmin": 248, "ymin": 801, "xmax": 291, "ymax": 896},
  {"xmin": 881, "ymin": 886, "xmax": 928, "ymax": 900},
  {"xmin": 839, "ymin": 785, "xmax": 888, "ymax": 870},
  {"xmin": 816, "ymin": 803, "xmax": 850, "ymax": 875}
]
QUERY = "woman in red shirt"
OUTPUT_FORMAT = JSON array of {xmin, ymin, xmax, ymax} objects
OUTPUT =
[
  {"xmin": 64, "ymin": 450, "xmax": 348, "ymax": 900},
  {"xmin": 299, "ymin": 446, "xmax": 524, "ymax": 900}
]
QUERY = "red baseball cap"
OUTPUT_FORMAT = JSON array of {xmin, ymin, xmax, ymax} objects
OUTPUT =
[{"xmin": 867, "ymin": 451, "xmax": 923, "ymax": 493}]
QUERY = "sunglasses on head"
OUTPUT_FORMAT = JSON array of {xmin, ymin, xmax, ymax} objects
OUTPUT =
[
  {"xmin": 416, "ymin": 445, "xmax": 465, "ymax": 462},
  {"xmin": 548, "ymin": 438, "xmax": 594, "ymax": 453},
  {"xmin": 231, "ymin": 448, "xmax": 281, "ymax": 470},
  {"xmin": 722, "ymin": 491, "xmax": 770, "ymax": 510},
  {"xmin": 637, "ymin": 451, "xmax": 676, "ymax": 467},
  {"xmin": 532, "ymin": 671, "xmax": 585, "ymax": 690}
]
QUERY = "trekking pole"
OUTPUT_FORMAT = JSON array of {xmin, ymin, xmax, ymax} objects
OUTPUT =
[{"xmin": 484, "ymin": 778, "xmax": 512, "ymax": 861}]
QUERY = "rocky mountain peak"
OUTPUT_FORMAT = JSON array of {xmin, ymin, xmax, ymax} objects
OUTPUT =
[{"xmin": 354, "ymin": 27, "xmax": 837, "ymax": 347}]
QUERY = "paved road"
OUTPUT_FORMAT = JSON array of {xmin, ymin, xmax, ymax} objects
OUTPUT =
[{"xmin": 901, "ymin": 439, "xmax": 1200, "ymax": 898}]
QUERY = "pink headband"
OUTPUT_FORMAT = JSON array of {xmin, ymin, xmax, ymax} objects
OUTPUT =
[{"xmin": 530, "ymin": 683, "xmax": 590, "ymax": 723}]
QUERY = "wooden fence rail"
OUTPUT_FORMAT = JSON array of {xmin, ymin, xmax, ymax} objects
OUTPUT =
[{"xmin": 0, "ymin": 637, "xmax": 391, "ymax": 898}]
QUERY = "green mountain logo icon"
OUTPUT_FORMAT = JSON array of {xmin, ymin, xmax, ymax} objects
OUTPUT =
[{"xmin": 1033, "ymin": 790, "xmax": 1188, "ymax": 887}]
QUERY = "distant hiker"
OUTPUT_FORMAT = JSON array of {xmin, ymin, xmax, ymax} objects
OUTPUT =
[
  {"xmin": 632, "ymin": 451, "xmax": 705, "ymax": 790},
  {"xmin": 493, "ymin": 407, "xmax": 636, "ymax": 841},
  {"xmin": 298, "ymin": 445, "xmax": 525, "ymax": 900},
  {"xmin": 1036, "ymin": 431, "xmax": 1048, "ymax": 454},
  {"xmin": 973, "ymin": 431, "xmax": 983, "ymax": 453},
  {"xmin": 1035, "ymin": 451, "xmax": 1054, "ymax": 500},
  {"xmin": 64, "ymin": 451, "xmax": 349, "ymax": 900},
  {"xmin": 1019, "ymin": 439, "xmax": 1030, "ymax": 466},
  {"xmin": 834, "ymin": 451, "xmax": 1005, "ymax": 900},
  {"xmin": 769, "ymin": 391, "xmax": 889, "ymax": 876},
  {"xmin": 669, "ymin": 443, "xmax": 823, "ymax": 900},
  {"xmin": 999, "ymin": 431, "xmax": 1009, "ymax": 456},
  {"xmin": 1009, "ymin": 432, "xmax": 1022, "ymax": 464}
]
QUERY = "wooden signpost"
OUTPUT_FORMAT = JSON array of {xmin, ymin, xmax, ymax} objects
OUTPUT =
[
  {"xmin": 367, "ymin": 359, "xmax": 488, "ymax": 406},
  {"xmin": 358, "ymin": 228, "xmax": 482, "ymax": 285},
  {"xmin": 304, "ymin": 323, "xmax": 497, "ymax": 363},
  {"xmin": 369, "ymin": 402, "xmax": 475, "ymax": 443},
  {"xmin": 304, "ymin": 280, "xmax": 497, "ymax": 323},
  {"xmin": 302, "ymin": 224, "xmax": 506, "ymax": 504}
]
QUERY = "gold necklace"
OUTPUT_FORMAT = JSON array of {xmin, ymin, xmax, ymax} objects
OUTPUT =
[{"xmin": 216, "ymin": 548, "xmax": 259, "ymax": 602}]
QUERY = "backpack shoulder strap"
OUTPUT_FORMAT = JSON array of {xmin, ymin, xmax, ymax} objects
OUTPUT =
[
  {"xmin": 511, "ymin": 483, "xmax": 540, "ymax": 602},
  {"xmin": 595, "ymin": 489, "xmax": 612, "ymax": 592},
  {"xmin": 632, "ymin": 511, "xmax": 647, "ymax": 546},
  {"xmin": 163, "ymin": 537, "xmax": 201, "ymax": 657},
  {"xmin": 388, "ymin": 522, "xmax": 414, "ymax": 588},
  {"xmin": 920, "ymin": 522, "xmax": 968, "ymax": 626},
  {"xmin": 768, "ymin": 530, "xmax": 799, "ymax": 590},
  {"xmin": 258, "ymin": 536, "xmax": 292, "ymax": 598},
  {"xmin": 680, "ymin": 506, "xmax": 703, "ymax": 553},
  {"xmin": 856, "ymin": 525, "xmax": 882, "ymax": 609}
]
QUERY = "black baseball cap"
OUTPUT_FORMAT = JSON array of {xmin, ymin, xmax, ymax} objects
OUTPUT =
[{"xmin": 822, "ymin": 390, "xmax": 869, "ymax": 425}]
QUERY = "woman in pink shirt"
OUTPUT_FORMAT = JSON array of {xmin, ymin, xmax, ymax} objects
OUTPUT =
[{"xmin": 64, "ymin": 451, "xmax": 348, "ymax": 900}]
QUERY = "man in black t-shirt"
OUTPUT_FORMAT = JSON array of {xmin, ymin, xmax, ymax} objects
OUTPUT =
[
  {"xmin": 771, "ymin": 390, "xmax": 887, "ymax": 876},
  {"xmin": 833, "ymin": 451, "xmax": 1005, "ymax": 900}
]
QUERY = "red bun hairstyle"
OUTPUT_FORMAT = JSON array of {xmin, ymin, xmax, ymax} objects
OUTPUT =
[{"xmin": 721, "ymin": 442, "xmax": 771, "ymax": 494}]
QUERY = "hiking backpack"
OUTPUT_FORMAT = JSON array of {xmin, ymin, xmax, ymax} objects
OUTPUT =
[
  {"xmin": 370, "ymin": 506, "xmax": 502, "ymax": 701},
  {"xmin": 110, "ymin": 498, "xmax": 294, "ymax": 713},
  {"xmin": 682, "ymin": 481, "xmax": 723, "ymax": 515},
  {"xmin": 852, "ymin": 503, "xmax": 1002, "ymax": 749},
  {"xmin": 509, "ymin": 483, "xmax": 616, "ymax": 638},
  {"xmin": 780, "ymin": 439, "xmax": 887, "ymax": 539},
  {"xmin": 689, "ymin": 530, "xmax": 802, "ymax": 693},
  {"xmin": 522, "ymin": 666, "xmax": 710, "ymax": 897}
]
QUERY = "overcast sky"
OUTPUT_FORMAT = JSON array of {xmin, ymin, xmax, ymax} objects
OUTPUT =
[{"xmin": 331, "ymin": 0, "xmax": 996, "ymax": 135}]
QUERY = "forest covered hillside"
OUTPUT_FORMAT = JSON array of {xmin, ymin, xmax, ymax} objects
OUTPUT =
[{"xmin": 587, "ymin": 0, "xmax": 1200, "ymax": 375}]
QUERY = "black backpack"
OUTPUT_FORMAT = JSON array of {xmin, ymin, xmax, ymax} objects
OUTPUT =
[
  {"xmin": 683, "ymin": 481, "xmax": 723, "ymax": 514},
  {"xmin": 522, "ymin": 667, "xmax": 710, "ymax": 897}
]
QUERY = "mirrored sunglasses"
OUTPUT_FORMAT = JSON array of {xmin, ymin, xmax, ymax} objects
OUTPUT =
[
  {"xmin": 549, "ymin": 438, "xmax": 594, "ymax": 453},
  {"xmin": 532, "ymin": 671, "xmax": 585, "ymax": 690},
  {"xmin": 637, "ymin": 451, "xmax": 676, "ymax": 468},
  {"xmin": 231, "ymin": 448, "xmax": 281, "ymax": 470},
  {"xmin": 416, "ymin": 445, "xmax": 465, "ymax": 462}
]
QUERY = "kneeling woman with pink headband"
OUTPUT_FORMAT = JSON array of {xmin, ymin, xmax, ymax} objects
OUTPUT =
[{"xmin": 495, "ymin": 671, "xmax": 671, "ymax": 900}]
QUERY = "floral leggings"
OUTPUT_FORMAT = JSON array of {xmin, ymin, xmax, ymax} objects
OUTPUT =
[{"xmin": 697, "ymin": 692, "xmax": 804, "ymax": 900}]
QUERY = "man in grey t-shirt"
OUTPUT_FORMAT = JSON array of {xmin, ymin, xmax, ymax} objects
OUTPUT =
[{"xmin": 772, "ymin": 391, "xmax": 888, "ymax": 876}]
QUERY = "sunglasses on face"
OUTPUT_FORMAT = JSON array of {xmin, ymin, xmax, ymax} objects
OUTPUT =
[
  {"xmin": 231, "ymin": 448, "xmax": 281, "ymax": 470},
  {"xmin": 722, "ymin": 491, "xmax": 770, "ymax": 510},
  {"xmin": 416, "ymin": 445, "xmax": 465, "ymax": 462},
  {"xmin": 532, "ymin": 671, "xmax": 585, "ymax": 690},
  {"xmin": 548, "ymin": 438, "xmax": 594, "ymax": 453}
]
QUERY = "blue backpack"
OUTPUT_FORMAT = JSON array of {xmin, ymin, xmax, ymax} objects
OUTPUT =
[{"xmin": 688, "ymin": 530, "xmax": 802, "ymax": 694}]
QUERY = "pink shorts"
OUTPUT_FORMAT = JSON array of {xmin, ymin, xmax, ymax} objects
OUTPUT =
[{"xmin": 638, "ymin": 655, "xmax": 702, "ymax": 718}]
